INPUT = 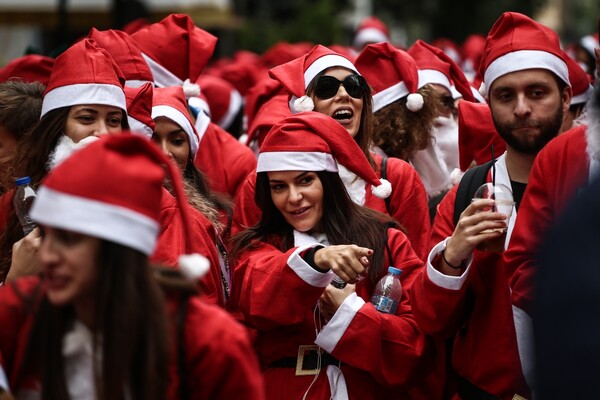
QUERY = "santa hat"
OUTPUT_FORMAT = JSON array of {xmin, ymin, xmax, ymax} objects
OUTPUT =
[
  {"xmin": 461, "ymin": 34, "xmax": 486, "ymax": 85},
  {"xmin": 257, "ymin": 111, "xmax": 391, "ymax": 198},
  {"xmin": 353, "ymin": 16, "xmax": 391, "ymax": 50},
  {"xmin": 246, "ymin": 94, "xmax": 291, "ymax": 150},
  {"xmin": 41, "ymin": 38, "xmax": 126, "ymax": 118},
  {"xmin": 0, "ymin": 54, "xmax": 54, "ymax": 85},
  {"xmin": 478, "ymin": 12, "xmax": 569, "ymax": 97},
  {"xmin": 564, "ymin": 51, "xmax": 594, "ymax": 105},
  {"xmin": 355, "ymin": 42, "xmax": 424, "ymax": 112},
  {"xmin": 579, "ymin": 33, "xmax": 599, "ymax": 58},
  {"xmin": 122, "ymin": 18, "xmax": 150, "ymax": 35},
  {"xmin": 269, "ymin": 44, "xmax": 360, "ymax": 113},
  {"xmin": 87, "ymin": 27, "xmax": 153, "ymax": 88},
  {"xmin": 125, "ymin": 83, "xmax": 155, "ymax": 138},
  {"xmin": 131, "ymin": 14, "xmax": 216, "ymax": 91},
  {"xmin": 30, "ymin": 134, "xmax": 209, "ymax": 279},
  {"xmin": 431, "ymin": 38, "xmax": 463, "ymax": 64},
  {"xmin": 196, "ymin": 75, "xmax": 243, "ymax": 130},
  {"xmin": 408, "ymin": 39, "xmax": 477, "ymax": 102},
  {"xmin": 151, "ymin": 86, "xmax": 200, "ymax": 157},
  {"xmin": 209, "ymin": 50, "xmax": 268, "ymax": 96},
  {"xmin": 261, "ymin": 41, "xmax": 314, "ymax": 68}
]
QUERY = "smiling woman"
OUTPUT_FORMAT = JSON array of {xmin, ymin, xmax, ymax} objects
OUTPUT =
[{"xmin": 229, "ymin": 111, "xmax": 435, "ymax": 400}]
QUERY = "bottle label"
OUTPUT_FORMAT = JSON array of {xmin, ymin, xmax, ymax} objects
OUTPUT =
[{"xmin": 371, "ymin": 295, "xmax": 398, "ymax": 314}]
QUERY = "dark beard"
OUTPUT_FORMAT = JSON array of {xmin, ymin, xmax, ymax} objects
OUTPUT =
[{"xmin": 493, "ymin": 107, "xmax": 563, "ymax": 155}]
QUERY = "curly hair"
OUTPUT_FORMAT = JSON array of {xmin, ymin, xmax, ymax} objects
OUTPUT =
[{"xmin": 372, "ymin": 84, "xmax": 442, "ymax": 160}]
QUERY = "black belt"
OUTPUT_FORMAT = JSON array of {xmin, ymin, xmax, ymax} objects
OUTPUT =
[
  {"xmin": 457, "ymin": 375, "xmax": 501, "ymax": 400},
  {"xmin": 270, "ymin": 345, "xmax": 341, "ymax": 376}
]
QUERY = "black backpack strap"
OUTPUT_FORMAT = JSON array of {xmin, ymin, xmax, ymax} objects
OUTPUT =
[
  {"xmin": 381, "ymin": 155, "xmax": 392, "ymax": 215},
  {"xmin": 453, "ymin": 159, "xmax": 496, "ymax": 226}
]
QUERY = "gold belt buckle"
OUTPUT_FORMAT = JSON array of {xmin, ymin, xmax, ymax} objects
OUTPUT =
[{"xmin": 295, "ymin": 345, "xmax": 320, "ymax": 376}]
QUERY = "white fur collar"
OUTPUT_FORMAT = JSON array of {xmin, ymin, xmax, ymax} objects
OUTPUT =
[{"xmin": 293, "ymin": 230, "xmax": 330, "ymax": 247}]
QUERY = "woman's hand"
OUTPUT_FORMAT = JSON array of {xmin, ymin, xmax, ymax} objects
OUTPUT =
[
  {"xmin": 441, "ymin": 199, "xmax": 507, "ymax": 275},
  {"xmin": 6, "ymin": 227, "xmax": 42, "ymax": 282},
  {"xmin": 319, "ymin": 283, "xmax": 356, "ymax": 321},
  {"xmin": 313, "ymin": 245, "xmax": 372, "ymax": 283}
]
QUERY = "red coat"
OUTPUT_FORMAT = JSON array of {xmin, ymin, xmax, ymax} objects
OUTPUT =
[
  {"xmin": 0, "ymin": 190, "xmax": 13, "ymax": 232},
  {"xmin": 0, "ymin": 276, "xmax": 265, "ymax": 400},
  {"xmin": 411, "ymin": 154, "xmax": 531, "ymax": 399},
  {"xmin": 504, "ymin": 125, "xmax": 589, "ymax": 316},
  {"xmin": 151, "ymin": 189, "xmax": 228, "ymax": 307},
  {"xmin": 231, "ymin": 153, "xmax": 431, "ymax": 261},
  {"xmin": 231, "ymin": 228, "xmax": 437, "ymax": 399},
  {"xmin": 193, "ymin": 120, "xmax": 256, "ymax": 199}
]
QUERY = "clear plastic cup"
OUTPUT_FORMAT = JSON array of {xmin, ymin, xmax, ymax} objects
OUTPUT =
[{"xmin": 471, "ymin": 183, "xmax": 515, "ymax": 252}]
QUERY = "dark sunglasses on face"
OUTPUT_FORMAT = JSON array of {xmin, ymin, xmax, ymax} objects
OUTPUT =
[{"xmin": 314, "ymin": 74, "xmax": 367, "ymax": 100}]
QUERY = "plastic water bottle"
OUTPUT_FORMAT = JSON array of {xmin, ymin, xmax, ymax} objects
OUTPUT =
[
  {"xmin": 13, "ymin": 176, "xmax": 37, "ymax": 235},
  {"xmin": 371, "ymin": 267, "xmax": 403, "ymax": 314}
]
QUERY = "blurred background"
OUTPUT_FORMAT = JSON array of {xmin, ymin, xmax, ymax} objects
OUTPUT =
[{"xmin": 0, "ymin": 0, "xmax": 598, "ymax": 64}]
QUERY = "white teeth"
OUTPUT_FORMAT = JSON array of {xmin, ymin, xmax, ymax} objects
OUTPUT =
[{"xmin": 333, "ymin": 109, "xmax": 352, "ymax": 119}]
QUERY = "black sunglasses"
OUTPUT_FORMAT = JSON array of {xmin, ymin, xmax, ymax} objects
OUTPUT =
[{"xmin": 314, "ymin": 74, "xmax": 367, "ymax": 100}]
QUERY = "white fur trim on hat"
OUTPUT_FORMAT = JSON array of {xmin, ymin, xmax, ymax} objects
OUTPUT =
[
  {"xmin": 483, "ymin": 50, "xmax": 569, "ymax": 96},
  {"xmin": 179, "ymin": 253, "xmax": 210, "ymax": 280},
  {"xmin": 471, "ymin": 86, "xmax": 486, "ymax": 103},
  {"xmin": 580, "ymin": 35, "xmax": 599, "ymax": 57},
  {"xmin": 406, "ymin": 93, "xmax": 424, "ymax": 112},
  {"xmin": 372, "ymin": 81, "xmax": 409, "ymax": 112},
  {"xmin": 182, "ymin": 79, "xmax": 201, "ymax": 98},
  {"xmin": 142, "ymin": 52, "xmax": 184, "ymax": 88},
  {"xmin": 290, "ymin": 95, "xmax": 315, "ymax": 113},
  {"xmin": 218, "ymin": 88, "xmax": 243, "ymax": 128},
  {"xmin": 417, "ymin": 69, "xmax": 451, "ymax": 92},
  {"xmin": 31, "ymin": 186, "xmax": 160, "ymax": 255},
  {"xmin": 188, "ymin": 96, "xmax": 211, "ymax": 118},
  {"xmin": 152, "ymin": 105, "xmax": 199, "ymax": 157},
  {"xmin": 128, "ymin": 116, "xmax": 153, "ymax": 138},
  {"xmin": 125, "ymin": 79, "xmax": 152, "ymax": 88},
  {"xmin": 572, "ymin": 84, "xmax": 594, "ymax": 105},
  {"xmin": 257, "ymin": 151, "xmax": 338, "ymax": 173},
  {"xmin": 304, "ymin": 55, "xmax": 359, "ymax": 89},
  {"xmin": 41, "ymin": 83, "xmax": 127, "ymax": 118},
  {"xmin": 371, "ymin": 178, "xmax": 392, "ymax": 199},
  {"xmin": 353, "ymin": 28, "xmax": 389, "ymax": 49}
]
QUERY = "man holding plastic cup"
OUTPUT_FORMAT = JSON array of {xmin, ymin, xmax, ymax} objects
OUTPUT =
[{"xmin": 410, "ymin": 12, "xmax": 572, "ymax": 399}]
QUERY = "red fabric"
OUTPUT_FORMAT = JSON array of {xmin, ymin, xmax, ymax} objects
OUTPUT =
[
  {"xmin": 0, "ymin": 191, "xmax": 13, "ymax": 232},
  {"xmin": 411, "ymin": 183, "xmax": 531, "ymax": 399},
  {"xmin": 0, "ymin": 54, "xmax": 54, "ymax": 85},
  {"xmin": 0, "ymin": 276, "xmax": 265, "ymax": 399},
  {"xmin": 193, "ymin": 123, "xmax": 257, "ymax": 199},
  {"xmin": 230, "ymin": 228, "xmax": 436, "ymax": 399},
  {"xmin": 458, "ymin": 101, "xmax": 506, "ymax": 171},
  {"xmin": 231, "ymin": 153, "xmax": 431, "ymax": 261},
  {"xmin": 504, "ymin": 125, "xmax": 589, "ymax": 315}
]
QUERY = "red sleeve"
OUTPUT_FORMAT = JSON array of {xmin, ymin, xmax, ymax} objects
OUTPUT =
[{"xmin": 230, "ymin": 170, "xmax": 260, "ymax": 238}]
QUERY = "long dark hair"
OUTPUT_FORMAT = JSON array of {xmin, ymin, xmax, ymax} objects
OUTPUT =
[
  {"xmin": 0, "ymin": 106, "xmax": 129, "ymax": 282},
  {"xmin": 231, "ymin": 171, "xmax": 398, "ymax": 285},
  {"xmin": 306, "ymin": 70, "xmax": 377, "ymax": 171},
  {"xmin": 22, "ymin": 240, "xmax": 170, "ymax": 400}
]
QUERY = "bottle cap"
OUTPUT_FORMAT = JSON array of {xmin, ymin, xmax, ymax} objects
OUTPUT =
[
  {"xmin": 15, "ymin": 176, "xmax": 31, "ymax": 186},
  {"xmin": 388, "ymin": 266, "xmax": 402, "ymax": 275}
]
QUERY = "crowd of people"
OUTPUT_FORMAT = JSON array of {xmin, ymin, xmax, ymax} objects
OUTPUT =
[{"xmin": 0, "ymin": 9, "xmax": 598, "ymax": 400}]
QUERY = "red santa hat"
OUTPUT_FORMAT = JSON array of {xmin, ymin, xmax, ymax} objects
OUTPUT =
[
  {"xmin": 41, "ymin": 38, "xmax": 127, "ymax": 118},
  {"xmin": 461, "ymin": 34, "xmax": 486, "ymax": 85},
  {"xmin": 0, "ymin": 54, "xmax": 54, "ymax": 85},
  {"xmin": 408, "ymin": 39, "xmax": 477, "ymax": 102},
  {"xmin": 246, "ymin": 94, "xmax": 291, "ymax": 149},
  {"xmin": 478, "ymin": 12, "xmax": 569, "ymax": 97},
  {"xmin": 257, "ymin": 111, "xmax": 391, "ymax": 198},
  {"xmin": 269, "ymin": 44, "xmax": 360, "ymax": 113},
  {"xmin": 564, "ymin": 51, "xmax": 594, "ymax": 105},
  {"xmin": 30, "ymin": 134, "xmax": 209, "ymax": 279},
  {"xmin": 87, "ymin": 27, "xmax": 153, "ymax": 88},
  {"xmin": 151, "ymin": 86, "xmax": 200, "ymax": 157},
  {"xmin": 125, "ymin": 82, "xmax": 155, "ymax": 138},
  {"xmin": 353, "ymin": 16, "xmax": 391, "ymax": 50},
  {"xmin": 196, "ymin": 75, "xmax": 243, "ymax": 130},
  {"xmin": 355, "ymin": 42, "xmax": 424, "ymax": 112},
  {"xmin": 579, "ymin": 33, "xmax": 599, "ymax": 58},
  {"xmin": 261, "ymin": 41, "xmax": 314, "ymax": 68},
  {"xmin": 131, "ymin": 14, "xmax": 216, "ymax": 91},
  {"xmin": 431, "ymin": 38, "xmax": 463, "ymax": 64}
]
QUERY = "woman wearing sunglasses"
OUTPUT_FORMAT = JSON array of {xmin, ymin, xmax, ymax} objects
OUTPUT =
[
  {"xmin": 230, "ymin": 112, "xmax": 434, "ymax": 400},
  {"xmin": 234, "ymin": 45, "xmax": 431, "ymax": 261}
]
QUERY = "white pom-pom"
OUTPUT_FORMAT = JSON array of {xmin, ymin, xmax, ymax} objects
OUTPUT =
[
  {"xmin": 372, "ymin": 178, "xmax": 392, "ymax": 199},
  {"xmin": 478, "ymin": 82, "xmax": 486, "ymax": 98},
  {"xmin": 450, "ymin": 168, "xmax": 464, "ymax": 186},
  {"xmin": 178, "ymin": 253, "xmax": 210, "ymax": 281},
  {"xmin": 291, "ymin": 95, "xmax": 315, "ymax": 113},
  {"xmin": 406, "ymin": 93, "xmax": 424, "ymax": 112},
  {"xmin": 182, "ymin": 79, "xmax": 201, "ymax": 99}
]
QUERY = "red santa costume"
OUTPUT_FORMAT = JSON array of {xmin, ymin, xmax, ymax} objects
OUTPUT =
[
  {"xmin": 0, "ymin": 134, "xmax": 264, "ymax": 399},
  {"xmin": 234, "ymin": 44, "xmax": 431, "ymax": 261},
  {"xmin": 412, "ymin": 12, "xmax": 574, "ymax": 399},
  {"xmin": 131, "ymin": 14, "xmax": 256, "ymax": 199},
  {"xmin": 231, "ymin": 112, "xmax": 436, "ymax": 399}
]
